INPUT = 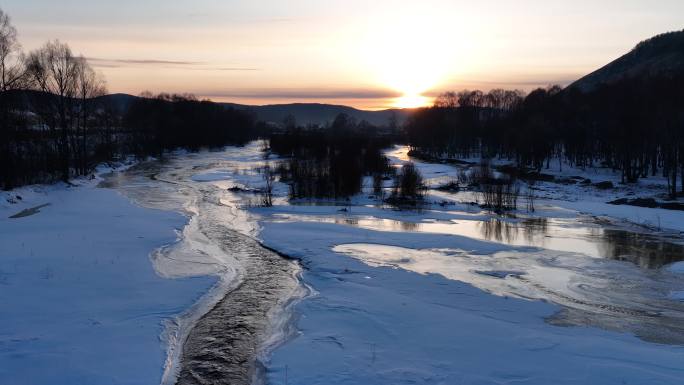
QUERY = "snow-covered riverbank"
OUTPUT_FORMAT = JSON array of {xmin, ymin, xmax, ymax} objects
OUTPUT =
[
  {"xmin": 0, "ymin": 176, "xmax": 215, "ymax": 385},
  {"xmin": 1, "ymin": 146, "xmax": 304, "ymax": 385},
  {"xmin": 249, "ymin": 201, "xmax": 684, "ymax": 383},
  {"xmin": 385, "ymin": 146, "xmax": 684, "ymax": 233},
  {"xmin": 258, "ymin": 221, "xmax": 684, "ymax": 385}
]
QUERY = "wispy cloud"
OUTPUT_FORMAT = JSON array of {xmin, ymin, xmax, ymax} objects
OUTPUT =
[
  {"xmin": 455, "ymin": 73, "xmax": 583, "ymax": 89},
  {"xmin": 467, "ymin": 77, "xmax": 580, "ymax": 87},
  {"xmin": 88, "ymin": 57, "xmax": 261, "ymax": 71},
  {"xmin": 88, "ymin": 57, "xmax": 204, "ymax": 66}
]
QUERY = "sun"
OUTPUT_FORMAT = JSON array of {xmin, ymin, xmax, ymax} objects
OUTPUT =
[
  {"xmin": 358, "ymin": 8, "xmax": 463, "ymax": 108},
  {"xmin": 393, "ymin": 93, "xmax": 432, "ymax": 109}
]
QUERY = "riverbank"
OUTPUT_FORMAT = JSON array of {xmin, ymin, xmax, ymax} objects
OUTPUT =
[
  {"xmin": 258, "ymin": 219, "xmax": 684, "ymax": 384},
  {"xmin": 1, "ymin": 144, "xmax": 312, "ymax": 385},
  {"xmin": 0, "ymin": 172, "xmax": 215, "ymax": 385},
  {"xmin": 388, "ymin": 146, "xmax": 684, "ymax": 233}
]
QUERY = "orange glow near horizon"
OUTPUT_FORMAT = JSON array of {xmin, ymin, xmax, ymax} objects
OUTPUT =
[
  {"xmin": 5, "ymin": 1, "xmax": 684, "ymax": 110},
  {"xmin": 356, "ymin": 7, "xmax": 467, "ymax": 109},
  {"xmin": 392, "ymin": 93, "xmax": 432, "ymax": 108}
]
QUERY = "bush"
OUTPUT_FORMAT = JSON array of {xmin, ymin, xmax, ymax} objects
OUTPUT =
[
  {"xmin": 393, "ymin": 163, "xmax": 425, "ymax": 199},
  {"xmin": 474, "ymin": 160, "xmax": 520, "ymax": 212},
  {"xmin": 261, "ymin": 164, "xmax": 275, "ymax": 207}
]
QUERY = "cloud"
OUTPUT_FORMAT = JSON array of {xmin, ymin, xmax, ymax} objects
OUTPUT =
[
  {"xmin": 470, "ymin": 78, "xmax": 578, "ymax": 87},
  {"xmin": 88, "ymin": 63, "xmax": 123, "ymax": 68},
  {"xmin": 454, "ymin": 74, "xmax": 582, "ymax": 89},
  {"xmin": 88, "ymin": 57, "xmax": 205, "ymax": 66},
  {"xmin": 88, "ymin": 57, "xmax": 261, "ymax": 71}
]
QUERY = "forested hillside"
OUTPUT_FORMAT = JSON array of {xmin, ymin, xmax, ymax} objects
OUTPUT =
[{"xmin": 406, "ymin": 31, "xmax": 684, "ymax": 198}]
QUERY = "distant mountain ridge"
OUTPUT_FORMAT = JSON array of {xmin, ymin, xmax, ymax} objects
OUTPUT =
[
  {"xmin": 97, "ymin": 94, "xmax": 413, "ymax": 126},
  {"xmin": 95, "ymin": 93, "xmax": 139, "ymax": 114},
  {"xmin": 231, "ymin": 102, "xmax": 414, "ymax": 126},
  {"xmin": 570, "ymin": 29, "xmax": 684, "ymax": 92}
]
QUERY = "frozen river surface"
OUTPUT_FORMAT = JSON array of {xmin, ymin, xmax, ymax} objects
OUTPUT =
[{"xmin": 117, "ymin": 142, "xmax": 684, "ymax": 384}]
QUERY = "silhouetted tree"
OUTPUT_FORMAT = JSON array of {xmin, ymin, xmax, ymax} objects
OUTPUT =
[
  {"xmin": 0, "ymin": 9, "xmax": 26, "ymax": 188},
  {"xmin": 26, "ymin": 40, "xmax": 80, "ymax": 181},
  {"xmin": 74, "ymin": 56, "xmax": 107, "ymax": 175}
]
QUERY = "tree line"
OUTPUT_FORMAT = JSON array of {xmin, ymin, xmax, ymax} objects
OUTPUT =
[
  {"xmin": 0, "ymin": 9, "xmax": 255, "ymax": 190},
  {"xmin": 123, "ymin": 92, "xmax": 255, "ymax": 158},
  {"xmin": 0, "ymin": 7, "xmax": 109, "ymax": 189},
  {"xmin": 269, "ymin": 114, "xmax": 393, "ymax": 199},
  {"xmin": 406, "ymin": 74, "xmax": 684, "ymax": 198}
]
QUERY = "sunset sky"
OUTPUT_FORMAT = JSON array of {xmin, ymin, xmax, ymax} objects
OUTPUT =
[{"xmin": 5, "ymin": 1, "xmax": 684, "ymax": 109}]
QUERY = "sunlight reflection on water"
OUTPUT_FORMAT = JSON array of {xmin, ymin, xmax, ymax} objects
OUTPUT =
[{"xmin": 270, "ymin": 213, "xmax": 684, "ymax": 268}]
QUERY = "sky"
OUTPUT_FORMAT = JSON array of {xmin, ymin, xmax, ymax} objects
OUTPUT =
[{"xmin": 4, "ymin": 0, "xmax": 684, "ymax": 109}]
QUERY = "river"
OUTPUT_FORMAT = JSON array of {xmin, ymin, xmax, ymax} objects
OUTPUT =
[
  {"xmin": 101, "ymin": 146, "xmax": 305, "ymax": 385},
  {"xmin": 103, "ymin": 142, "xmax": 684, "ymax": 384}
]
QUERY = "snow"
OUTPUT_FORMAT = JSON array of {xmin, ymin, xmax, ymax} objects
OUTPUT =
[
  {"xmin": 244, "ymin": 145, "xmax": 684, "ymax": 385},
  {"xmin": 191, "ymin": 171, "xmax": 234, "ymax": 182},
  {"xmin": 0, "ymin": 178, "xmax": 215, "ymax": 385},
  {"xmin": 550, "ymin": 198, "xmax": 684, "ymax": 232},
  {"xmin": 669, "ymin": 291, "xmax": 684, "ymax": 302},
  {"xmin": 4, "ymin": 142, "xmax": 684, "ymax": 385},
  {"xmin": 385, "ymin": 146, "xmax": 684, "ymax": 233},
  {"xmin": 669, "ymin": 262, "xmax": 684, "ymax": 274},
  {"xmin": 258, "ymin": 221, "xmax": 684, "ymax": 385}
]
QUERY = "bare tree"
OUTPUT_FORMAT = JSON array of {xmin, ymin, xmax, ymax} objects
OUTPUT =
[
  {"xmin": 75, "ymin": 56, "xmax": 107, "ymax": 175},
  {"xmin": 26, "ymin": 40, "xmax": 80, "ymax": 181},
  {"xmin": 434, "ymin": 91, "xmax": 458, "ymax": 108},
  {"xmin": 0, "ymin": 9, "xmax": 25, "ymax": 92},
  {"xmin": 261, "ymin": 163, "xmax": 275, "ymax": 207},
  {"xmin": 458, "ymin": 90, "xmax": 485, "ymax": 108},
  {"xmin": 0, "ymin": 8, "xmax": 26, "ymax": 188}
]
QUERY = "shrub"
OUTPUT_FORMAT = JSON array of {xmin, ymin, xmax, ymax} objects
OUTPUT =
[
  {"xmin": 474, "ymin": 159, "xmax": 520, "ymax": 212},
  {"xmin": 394, "ymin": 163, "xmax": 425, "ymax": 199},
  {"xmin": 260, "ymin": 163, "xmax": 275, "ymax": 207}
]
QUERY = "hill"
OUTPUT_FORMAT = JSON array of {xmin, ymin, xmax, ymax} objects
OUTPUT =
[
  {"xmin": 95, "ymin": 93, "xmax": 139, "ymax": 114},
  {"xmin": 96, "ymin": 94, "xmax": 413, "ymax": 127},
  {"xmin": 570, "ymin": 30, "xmax": 684, "ymax": 92},
  {"xmin": 233, "ymin": 102, "xmax": 413, "ymax": 127}
]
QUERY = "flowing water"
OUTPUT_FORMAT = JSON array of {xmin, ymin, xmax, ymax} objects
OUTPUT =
[{"xmin": 101, "ymin": 147, "xmax": 305, "ymax": 385}]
